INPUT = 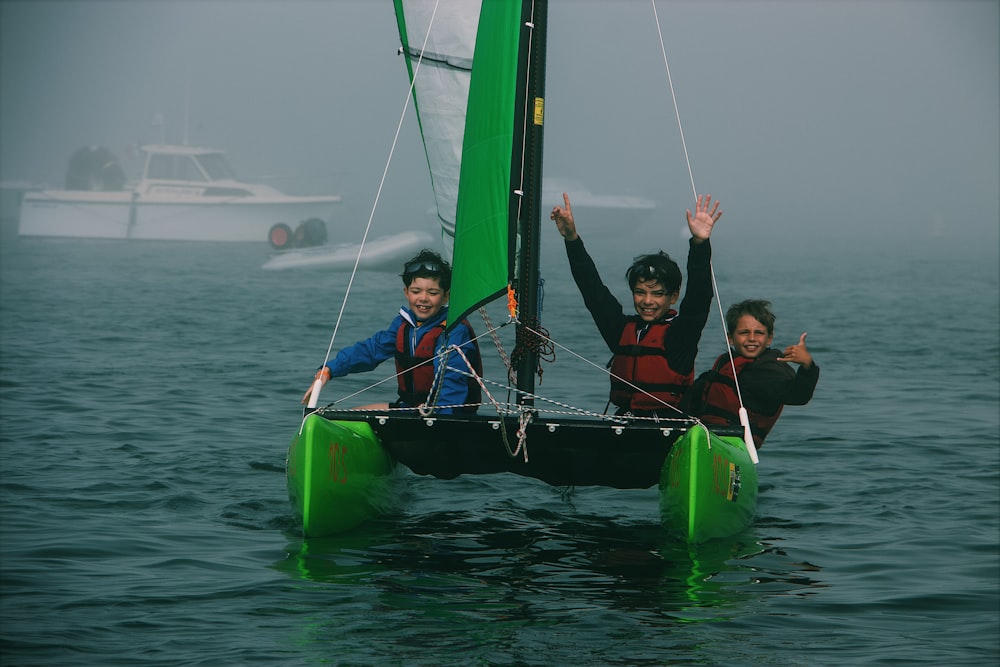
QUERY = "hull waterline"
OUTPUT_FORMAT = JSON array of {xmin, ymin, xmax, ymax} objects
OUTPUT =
[
  {"xmin": 285, "ymin": 414, "xmax": 396, "ymax": 537},
  {"xmin": 19, "ymin": 191, "xmax": 340, "ymax": 242}
]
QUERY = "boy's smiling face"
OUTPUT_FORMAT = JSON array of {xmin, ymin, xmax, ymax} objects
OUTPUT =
[
  {"xmin": 729, "ymin": 314, "xmax": 774, "ymax": 359},
  {"xmin": 404, "ymin": 277, "xmax": 448, "ymax": 323},
  {"xmin": 631, "ymin": 279, "xmax": 678, "ymax": 323}
]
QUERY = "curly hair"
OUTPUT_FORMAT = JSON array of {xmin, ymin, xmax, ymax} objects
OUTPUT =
[
  {"xmin": 401, "ymin": 248, "xmax": 452, "ymax": 291},
  {"xmin": 625, "ymin": 251, "xmax": 682, "ymax": 293}
]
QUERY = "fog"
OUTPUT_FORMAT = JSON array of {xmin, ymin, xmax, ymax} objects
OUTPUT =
[{"xmin": 1, "ymin": 0, "xmax": 997, "ymax": 252}]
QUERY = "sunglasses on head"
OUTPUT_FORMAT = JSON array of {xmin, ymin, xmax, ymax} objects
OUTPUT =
[
  {"xmin": 635, "ymin": 265, "xmax": 665, "ymax": 282},
  {"xmin": 404, "ymin": 260, "xmax": 443, "ymax": 275}
]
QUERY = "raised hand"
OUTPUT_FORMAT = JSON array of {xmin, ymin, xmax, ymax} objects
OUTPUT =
[
  {"xmin": 549, "ymin": 192, "xmax": 578, "ymax": 241},
  {"xmin": 778, "ymin": 332, "xmax": 814, "ymax": 368},
  {"xmin": 686, "ymin": 194, "xmax": 723, "ymax": 243}
]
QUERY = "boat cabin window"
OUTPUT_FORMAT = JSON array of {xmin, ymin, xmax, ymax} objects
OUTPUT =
[
  {"xmin": 196, "ymin": 153, "xmax": 237, "ymax": 181},
  {"xmin": 146, "ymin": 154, "xmax": 208, "ymax": 182}
]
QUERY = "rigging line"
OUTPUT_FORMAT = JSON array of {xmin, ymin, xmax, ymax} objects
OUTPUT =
[
  {"xmin": 316, "ymin": 0, "xmax": 442, "ymax": 369},
  {"xmin": 321, "ymin": 315, "xmax": 507, "ymax": 410},
  {"xmin": 512, "ymin": 4, "xmax": 538, "ymax": 232},
  {"xmin": 422, "ymin": 315, "xmax": 514, "ymax": 410},
  {"xmin": 651, "ymin": 0, "xmax": 752, "ymax": 445},
  {"xmin": 520, "ymin": 323, "xmax": 688, "ymax": 418},
  {"xmin": 650, "ymin": 0, "xmax": 696, "ymax": 203},
  {"xmin": 479, "ymin": 306, "xmax": 514, "ymax": 373}
]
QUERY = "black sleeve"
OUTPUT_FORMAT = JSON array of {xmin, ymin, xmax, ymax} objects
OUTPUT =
[
  {"xmin": 743, "ymin": 354, "xmax": 820, "ymax": 414},
  {"xmin": 565, "ymin": 236, "xmax": 629, "ymax": 351},
  {"xmin": 663, "ymin": 239, "xmax": 714, "ymax": 375}
]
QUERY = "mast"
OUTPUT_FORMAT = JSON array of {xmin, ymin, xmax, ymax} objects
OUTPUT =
[{"xmin": 513, "ymin": 0, "xmax": 547, "ymax": 406}]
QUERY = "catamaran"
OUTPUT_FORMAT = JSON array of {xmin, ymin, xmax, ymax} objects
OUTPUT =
[{"xmin": 286, "ymin": 0, "xmax": 759, "ymax": 543}]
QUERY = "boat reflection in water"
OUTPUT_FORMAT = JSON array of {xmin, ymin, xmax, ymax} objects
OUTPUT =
[
  {"xmin": 274, "ymin": 485, "xmax": 825, "ymax": 627},
  {"xmin": 17, "ymin": 144, "xmax": 342, "ymax": 243}
]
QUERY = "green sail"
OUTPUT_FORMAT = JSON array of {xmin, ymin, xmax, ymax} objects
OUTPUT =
[{"xmin": 447, "ymin": 0, "xmax": 521, "ymax": 328}]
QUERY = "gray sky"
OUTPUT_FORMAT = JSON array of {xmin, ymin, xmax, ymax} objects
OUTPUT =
[{"xmin": 1, "ymin": 0, "xmax": 997, "ymax": 252}]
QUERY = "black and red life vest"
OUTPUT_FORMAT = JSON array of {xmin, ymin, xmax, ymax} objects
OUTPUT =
[
  {"xmin": 695, "ymin": 353, "xmax": 782, "ymax": 447},
  {"xmin": 394, "ymin": 319, "xmax": 482, "ymax": 412},
  {"xmin": 609, "ymin": 317, "xmax": 693, "ymax": 411}
]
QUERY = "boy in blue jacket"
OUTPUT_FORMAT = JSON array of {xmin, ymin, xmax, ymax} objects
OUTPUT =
[{"xmin": 301, "ymin": 249, "xmax": 481, "ymax": 414}]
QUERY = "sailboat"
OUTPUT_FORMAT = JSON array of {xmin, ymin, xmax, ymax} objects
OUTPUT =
[{"xmin": 285, "ymin": 0, "xmax": 758, "ymax": 543}]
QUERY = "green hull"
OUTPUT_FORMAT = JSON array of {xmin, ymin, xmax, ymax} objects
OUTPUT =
[
  {"xmin": 659, "ymin": 426, "xmax": 759, "ymax": 543},
  {"xmin": 285, "ymin": 414, "xmax": 395, "ymax": 537},
  {"xmin": 286, "ymin": 412, "xmax": 757, "ymax": 541}
]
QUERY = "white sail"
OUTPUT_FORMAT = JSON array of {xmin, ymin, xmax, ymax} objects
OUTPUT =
[{"xmin": 394, "ymin": 0, "xmax": 482, "ymax": 257}]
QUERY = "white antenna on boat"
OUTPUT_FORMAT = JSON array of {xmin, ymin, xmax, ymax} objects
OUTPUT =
[
  {"xmin": 183, "ymin": 79, "xmax": 190, "ymax": 146},
  {"xmin": 151, "ymin": 113, "xmax": 166, "ymax": 144},
  {"xmin": 650, "ymin": 0, "xmax": 758, "ymax": 464}
]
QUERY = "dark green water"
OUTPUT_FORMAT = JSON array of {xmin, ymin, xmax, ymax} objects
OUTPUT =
[{"xmin": 1, "ymin": 226, "xmax": 997, "ymax": 666}]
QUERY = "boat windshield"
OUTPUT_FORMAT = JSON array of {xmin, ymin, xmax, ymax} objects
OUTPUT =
[
  {"xmin": 196, "ymin": 153, "xmax": 237, "ymax": 181},
  {"xmin": 146, "ymin": 154, "xmax": 208, "ymax": 182}
]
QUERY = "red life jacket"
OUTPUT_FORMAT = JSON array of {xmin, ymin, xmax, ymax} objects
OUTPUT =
[
  {"xmin": 696, "ymin": 353, "xmax": 782, "ymax": 447},
  {"xmin": 394, "ymin": 319, "xmax": 482, "ymax": 412},
  {"xmin": 609, "ymin": 317, "xmax": 693, "ymax": 411}
]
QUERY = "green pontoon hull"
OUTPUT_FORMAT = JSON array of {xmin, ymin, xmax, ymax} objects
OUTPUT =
[
  {"xmin": 659, "ymin": 426, "xmax": 759, "ymax": 543},
  {"xmin": 287, "ymin": 411, "xmax": 757, "ymax": 542},
  {"xmin": 285, "ymin": 413, "xmax": 396, "ymax": 537}
]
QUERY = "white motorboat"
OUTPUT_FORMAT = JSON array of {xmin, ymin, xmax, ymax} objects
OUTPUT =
[{"xmin": 17, "ymin": 144, "xmax": 342, "ymax": 243}]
